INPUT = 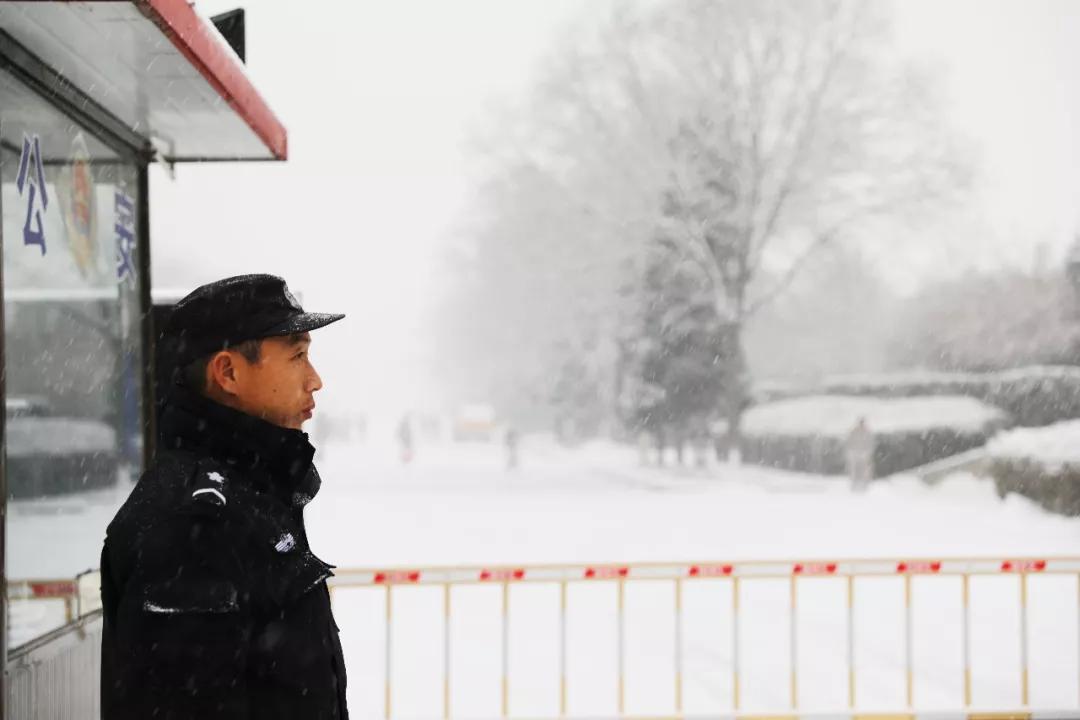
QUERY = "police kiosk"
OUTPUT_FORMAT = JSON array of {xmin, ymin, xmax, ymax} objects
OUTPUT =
[{"xmin": 0, "ymin": 3, "xmax": 286, "ymax": 716}]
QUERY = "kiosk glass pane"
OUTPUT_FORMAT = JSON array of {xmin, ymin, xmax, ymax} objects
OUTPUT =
[{"xmin": 0, "ymin": 68, "xmax": 143, "ymax": 647}]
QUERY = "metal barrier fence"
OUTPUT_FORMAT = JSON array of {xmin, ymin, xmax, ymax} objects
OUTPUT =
[
  {"xmin": 6, "ymin": 610, "xmax": 102, "ymax": 720},
  {"xmin": 7, "ymin": 556, "xmax": 1080, "ymax": 720},
  {"xmin": 328, "ymin": 556, "xmax": 1080, "ymax": 720}
]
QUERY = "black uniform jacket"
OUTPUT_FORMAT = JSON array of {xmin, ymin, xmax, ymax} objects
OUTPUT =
[{"xmin": 100, "ymin": 388, "xmax": 348, "ymax": 719}]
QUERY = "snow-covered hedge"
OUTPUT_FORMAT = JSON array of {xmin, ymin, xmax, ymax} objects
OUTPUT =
[
  {"xmin": 823, "ymin": 371, "xmax": 989, "ymax": 398},
  {"xmin": 992, "ymin": 368, "xmax": 1080, "ymax": 426},
  {"xmin": 822, "ymin": 366, "xmax": 1080, "ymax": 427},
  {"xmin": 987, "ymin": 421, "xmax": 1080, "ymax": 516},
  {"xmin": 988, "ymin": 419, "xmax": 1080, "ymax": 467},
  {"xmin": 741, "ymin": 395, "xmax": 1008, "ymax": 477}
]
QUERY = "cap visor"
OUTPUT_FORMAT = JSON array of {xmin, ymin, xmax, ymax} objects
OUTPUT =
[{"xmin": 262, "ymin": 312, "xmax": 345, "ymax": 337}]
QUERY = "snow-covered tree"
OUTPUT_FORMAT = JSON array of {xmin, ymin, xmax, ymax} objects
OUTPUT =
[
  {"xmin": 618, "ymin": 243, "xmax": 737, "ymax": 451},
  {"xmin": 438, "ymin": 0, "xmax": 966, "ymax": 442},
  {"xmin": 891, "ymin": 267, "xmax": 1080, "ymax": 371}
]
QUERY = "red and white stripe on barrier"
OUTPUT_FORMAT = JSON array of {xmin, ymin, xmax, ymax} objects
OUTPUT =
[
  {"xmin": 332, "ymin": 556, "xmax": 1080, "ymax": 587},
  {"xmin": 479, "ymin": 569, "xmax": 526, "ymax": 582},
  {"xmin": 372, "ymin": 571, "xmax": 421, "ymax": 584},
  {"xmin": 1003, "ymin": 559, "xmax": 1048, "ymax": 573},
  {"xmin": 7, "ymin": 579, "xmax": 78, "ymax": 600}
]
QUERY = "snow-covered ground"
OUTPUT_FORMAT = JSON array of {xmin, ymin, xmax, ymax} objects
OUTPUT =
[
  {"xmin": 7, "ymin": 437, "xmax": 1080, "ymax": 715},
  {"xmin": 306, "ymin": 437, "xmax": 1077, "ymax": 567}
]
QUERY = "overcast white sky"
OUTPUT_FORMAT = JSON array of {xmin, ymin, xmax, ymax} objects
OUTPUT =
[{"xmin": 151, "ymin": 0, "xmax": 1080, "ymax": 418}]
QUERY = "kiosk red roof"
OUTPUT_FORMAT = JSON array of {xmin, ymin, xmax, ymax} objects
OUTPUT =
[{"xmin": 0, "ymin": 0, "xmax": 287, "ymax": 161}]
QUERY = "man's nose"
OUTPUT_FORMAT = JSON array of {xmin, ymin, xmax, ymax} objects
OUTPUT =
[{"xmin": 308, "ymin": 365, "xmax": 324, "ymax": 393}]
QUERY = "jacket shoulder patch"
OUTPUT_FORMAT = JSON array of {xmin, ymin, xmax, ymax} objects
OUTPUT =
[
  {"xmin": 192, "ymin": 487, "xmax": 227, "ymax": 506},
  {"xmin": 183, "ymin": 459, "xmax": 235, "ymax": 512}
]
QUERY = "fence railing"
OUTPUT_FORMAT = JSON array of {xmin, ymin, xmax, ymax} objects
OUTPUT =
[
  {"xmin": 6, "ymin": 609, "xmax": 102, "ymax": 720},
  {"xmin": 9, "ymin": 556, "xmax": 1080, "ymax": 720},
  {"xmin": 327, "ymin": 556, "xmax": 1080, "ymax": 719}
]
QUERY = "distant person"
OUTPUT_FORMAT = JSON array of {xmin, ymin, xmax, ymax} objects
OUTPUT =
[
  {"xmin": 846, "ymin": 416, "xmax": 876, "ymax": 491},
  {"xmin": 100, "ymin": 275, "xmax": 348, "ymax": 719},
  {"xmin": 693, "ymin": 433, "xmax": 708, "ymax": 468},
  {"xmin": 504, "ymin": 427, "xmax": 520, "ymax": 469},
  {"xmin": 397, "ymin": 414, "xmax": 414, "ymax": 464},
  {"xmin": 636, "ymin": 430, "xmax": 650, "ymax": 466}
]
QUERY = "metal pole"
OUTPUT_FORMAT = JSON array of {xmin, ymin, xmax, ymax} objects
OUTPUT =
[
  {"xmin": 847, "ymin": 575, "xmax": 855, "ymax": 710},
  {"xmin": 502, "ymin": 581, "xmax": 510, "ymax": 718},
  {"xmin": 385, "ymin": 585, "xmax": 393, "ymax": 720},
  {"xmin": 1020, "ymin": 573, "xmax": 1030, "ymax": 707},
  {"xmin": 0, "ymin": 136, "xmax": 8, "ymax": 720},
  {"xmin": 675, "ymin": 579, "xmax": 683, "ymax": 715},
  {"xmin": 617, "ymin": 578, "xmax": 626, "ymax": 716},
  {"xmin": 560, "ymin": 580, "xmax": 568, "ymax": 717},
  {"xmin": 444, "ymin": 584, "xmax": 451, "ymax": 720},
  {"xmin": 733, "ymin": 577, "xmax": 741, "ymax": 712},
  {"xmin": 962, "ymin": 574, "xmax": 971, "ymax": 708},
  {"xmin": 904, "ymin": 573, "xmax": 913, "ymax": 709},
  {"xmin": 136, "ymin": 160, "xmax": 155, "ymax": 467},
  {"xmin": 790, "ymin": 575, "xmax": 798, "ymax": 711}
]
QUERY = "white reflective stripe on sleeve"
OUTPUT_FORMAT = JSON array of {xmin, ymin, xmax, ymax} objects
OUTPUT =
[{"xmin": 192, "ymin": 488, "xmax": 227, "ymax": 505}]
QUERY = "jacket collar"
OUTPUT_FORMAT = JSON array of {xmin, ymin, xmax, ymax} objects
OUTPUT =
[{"xmin": 159, "ymin": 385, "xmax": 319, "ymax": 507}]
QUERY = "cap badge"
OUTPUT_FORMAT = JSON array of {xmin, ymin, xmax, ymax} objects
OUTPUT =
[{"xmin": 283, "ymin": 287, "xmax": 302, "ymax": 312}]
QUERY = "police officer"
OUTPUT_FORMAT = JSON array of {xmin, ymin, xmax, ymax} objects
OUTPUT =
[{"xmin": 100, "ymin": 274, "xmax": 348, "ymax": 719}]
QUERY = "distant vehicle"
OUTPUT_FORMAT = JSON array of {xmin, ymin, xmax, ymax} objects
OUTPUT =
[
  {"xmin": 5, "ymin": 396, "xmax": 117, "ymax": 499},
  {"xmin": 6, "ymin": 396, "xmax": 50, "ymax": 418},
  {"xmin": 453, "ymin": 404, "xmax": 497, "ymax": 442}
]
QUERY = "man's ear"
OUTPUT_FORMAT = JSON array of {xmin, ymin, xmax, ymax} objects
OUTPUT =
[{"xmin": 206, "ymin": 351, "xmax": 240, "ymax": 396}]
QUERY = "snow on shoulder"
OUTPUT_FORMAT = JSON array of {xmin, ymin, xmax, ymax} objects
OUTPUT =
[
  {"xmin": 988, "ymin": 419, "xmax": 1080, "ymax": 467},
  {"xmin": 743, "ymin": 395, "xmax": 1007, "ymax": 437}
]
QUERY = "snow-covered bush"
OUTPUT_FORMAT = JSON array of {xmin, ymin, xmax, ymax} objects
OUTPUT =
[
  {"xmin": 990, "ymin": 367, "xmax": 1080, "ymax": 426},
  {"xmin": 987, "ymin": 421, "xmax": 1080, "ymax": 516},
  {"xmin": 823, "ymin": 371, "xmax": 989, "ymax": 398},
  {"xmin": 741, "ymin": 396, "xmax": 1008, "ymax": 476},
  {"xmin": 823, "ymin": 366, "xmax": 1080, "ymax": 427}
]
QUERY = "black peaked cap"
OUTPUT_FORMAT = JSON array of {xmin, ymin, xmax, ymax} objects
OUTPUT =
[{"xmin": 165, "ymin": 274, "xmax": 344, "ymax": 365}]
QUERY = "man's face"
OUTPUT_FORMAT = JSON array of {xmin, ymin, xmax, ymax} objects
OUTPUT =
[{"xmin": 231, "ymin": 333, "xmax": 322, "ymax": 430}]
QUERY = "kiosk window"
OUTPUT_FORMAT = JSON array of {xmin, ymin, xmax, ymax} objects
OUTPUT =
[{"xmin": 0, "ymin": 67, "xmax": 143, "ymax": 647}]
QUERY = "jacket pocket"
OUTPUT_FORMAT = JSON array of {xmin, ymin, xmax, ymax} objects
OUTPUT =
[
  {"xmin": 141, "ymin": 578, "xmax": 240, "ymax": 615},
  {"xmin": 118, "ymin": 579, "xmax": 250, "ymax": 701}
]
